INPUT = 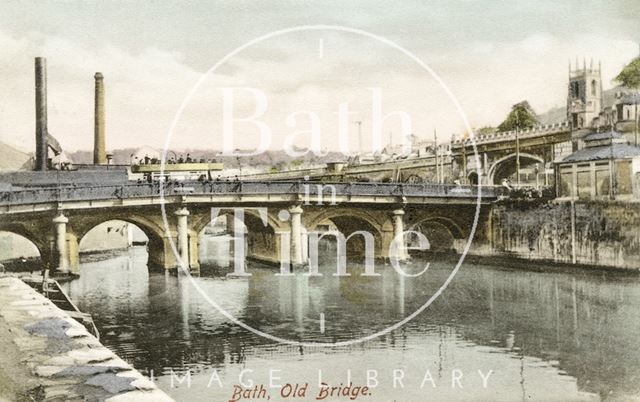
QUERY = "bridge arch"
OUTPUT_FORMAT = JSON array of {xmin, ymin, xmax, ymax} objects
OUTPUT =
[
  {"xmin": 192, "ymin": 208, "xmax": 287, "ymax": 267},
  {"xmin": 191, "ymin": 208, "xmax": 285, "ymax": 236},
  {"xmin": 0, "ymin": 225, "xmax": 44, "ymax": 266},
  {"xmin": 72, "ymin": 212, "xmax": 171, "ymax": 270},
  {"xmin": 303, "ymin": 208, "xmax": 392, "ymax": 259},
  {"xmin": 0, "ymin": 223, "xmax": 47, "ymax": 258},
  {"xmin": 304, "ymin": 208, "xmax": 390, "ymax": 237},
  {"xmin": 488, "ymin": 152, "xmax": 544, "ymax": 185},
  {"xmin": 407, "ymin": 216, "xmax": 466, "ymax": 252},
  {"xmin": 78, "ymin": 220, "xmax": 148, "ymax": 253},
  {"xmin": 74, "ymin": 214, "xmax": 166, "ymax": 244}
]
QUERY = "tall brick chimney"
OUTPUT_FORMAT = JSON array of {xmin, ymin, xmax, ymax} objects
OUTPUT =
[
  {"xmin": 93, "ymin": 72, "xmax": 106, "ymax": 164},
  {"xmin": 34, "ymin": 57, "xmax": 48, "ymax": 171}
]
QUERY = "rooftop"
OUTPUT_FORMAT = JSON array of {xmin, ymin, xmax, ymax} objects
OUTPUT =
[
  {"xmin": 561, "ymin": 143, "xmax": 640, "ymax": 163},
  {"xmin": 583, "ymin": 130, "xmax": 623, "ymax": 142},
  {"xmin": 618, "ymin": 92, "xmax": 640, "ymax": 105}
]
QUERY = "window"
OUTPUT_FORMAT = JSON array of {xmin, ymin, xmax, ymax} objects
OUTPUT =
[
  {"xmin": 571, "ymin": 81, "xmax": 580, "ymax": 98},
  {"xmin": 591, "ymin": 79, "xmax": 597, "ymax": 96},
  {"xmin": 595, "ymin": 169, "xmax": 610, "ymax": 196},
  {"xmin": 560, "ymin": 172, "xmax": 573, "ymax": 197},
  {"xmin": 577, "ymin": 171, "xmax": 591, "ymax": 198},
  {"xmin": 616, "ymin": 161, "xmax": 632, "ymax": 194}
]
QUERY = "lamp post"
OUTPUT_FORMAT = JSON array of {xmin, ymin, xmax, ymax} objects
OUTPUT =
[
  {"xmin": 354, "ymin": 121, "xmax": 363, "ymax": 155},
  {"xmin": 515, "ymin": 109, "xmax": 521, "ymax": 188},
  {"xmin": 235, "ymin": 151, "xmax": 242, "ymax": 176},
  {"xmin": 434, "ymin": 129, "xmax": 439, "ymax": 184},
  {"xmin": 462, "ymin": 137, "xmax": 467, "ymax": 184},
  {"xmin": 632, "ymin": 93, "xmax": 640, "ymax": 147},
  {"xmin": 609, "ymin": 129, "xmax": 615, "ymax": 200}
]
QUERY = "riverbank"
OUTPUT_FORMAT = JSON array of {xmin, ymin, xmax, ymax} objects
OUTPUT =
[
  {"xmin": 458, "ymin": 253, "xmax": 640, "ymax": 276},
  {"xmin": 472, "ymin": 199, "xmax": 640, "ymax": 271},
  {"xmin": 0, "ymin": 276, "xmax": 173, "ymax": 401}
]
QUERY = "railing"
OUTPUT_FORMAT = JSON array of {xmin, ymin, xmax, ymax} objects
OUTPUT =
[{"xmin": 0, "ymin": 181, "xmax": 504, "ymax": 206}]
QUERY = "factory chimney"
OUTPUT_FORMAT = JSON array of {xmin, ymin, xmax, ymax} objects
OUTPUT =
[
  {"xmin": 34, "ymin": 57, "xmax": 49, "ymax": 171},
  {"xmin": 93, "ymin": 72, "xmax": 106, "ymax": 164}
]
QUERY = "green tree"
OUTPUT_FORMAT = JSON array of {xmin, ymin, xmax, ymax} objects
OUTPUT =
[
  {"xmin": 476, "ymin": 126, "xmax": 497, "ymax": 136},
  {"xmin": 498, "ymin": 101, "xmax": 538, "ymax": 132},
  {"xmin": 614, "ymin": 57, "xmax": 640, "ymax": 89}
]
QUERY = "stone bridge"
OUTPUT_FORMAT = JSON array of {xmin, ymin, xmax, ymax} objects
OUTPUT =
[
  {"xmin": 0, "ymin": 181, "xmax": 501, "ymax": 275},
  {"xmin": 241, "ymin": 122, "xmax": 573, "ymax": 187},
  {"xmin": 452, "ymin": 122, "xmax": 573, "ymax": 185}
]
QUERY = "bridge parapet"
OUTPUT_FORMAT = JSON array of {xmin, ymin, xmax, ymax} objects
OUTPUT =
[
  {"xmin": 453, "ymin": 121, "xmax": 570, "ymax": 147},
  {"xmin": 0, "ymin": 181, "xmax": 504, "ymax": 207}
]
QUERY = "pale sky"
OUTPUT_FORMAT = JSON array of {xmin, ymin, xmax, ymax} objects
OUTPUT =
[{"xmin": 1, "ymin": 0, "xmax": 639, "ymax": 154}]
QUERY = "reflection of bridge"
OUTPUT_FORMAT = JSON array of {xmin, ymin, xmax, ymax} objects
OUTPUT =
[{"xmin": 0, "ymin": 181, "xmax": 502, "ymax": 275}]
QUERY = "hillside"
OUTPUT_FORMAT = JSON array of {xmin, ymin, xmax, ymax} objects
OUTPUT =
[
  {"xmin": 0, "ymin": 142, "xmax": 31, "ymax": 171},
  {"xmin": 68, "ymin": 148, "xmax": 346, "ymax": 169},
  {"xmin": 537, "ymin": 86, "xmax": 621, "ymax": 125}
]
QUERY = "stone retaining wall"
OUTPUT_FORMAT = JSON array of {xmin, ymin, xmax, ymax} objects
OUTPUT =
[
  {"xmin": 474, "ymin": 200, "xmax": 640, "ymax": 270},
  {"xmin": 0, "ymin": 277, "xmax": 173, "ymax": 401}
]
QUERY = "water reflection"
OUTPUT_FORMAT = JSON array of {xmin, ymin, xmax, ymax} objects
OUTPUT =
[{"xmin": 63, "ymin": 244, "xmax": 640, "ymax": 401}]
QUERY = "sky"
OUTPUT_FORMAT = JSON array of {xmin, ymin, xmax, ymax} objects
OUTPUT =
[{"xmin": 1, "ymin": 0, "xmax": 639, "ymax": 154}]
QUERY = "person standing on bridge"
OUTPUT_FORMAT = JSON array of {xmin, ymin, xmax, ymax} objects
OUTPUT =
[{"xmin": 502, "ymin": 178, "xmax": 513, "ymax": 191}]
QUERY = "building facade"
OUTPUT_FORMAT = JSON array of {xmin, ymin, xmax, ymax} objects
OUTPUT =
[{"xmin": 556, "ymin": 130, "xmax": 640, "ymax": 200}]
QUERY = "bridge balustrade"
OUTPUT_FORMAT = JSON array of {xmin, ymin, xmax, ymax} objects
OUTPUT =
[{"xmin": 0, "ymin": 181, "xmax": 502, "ymax": 206}]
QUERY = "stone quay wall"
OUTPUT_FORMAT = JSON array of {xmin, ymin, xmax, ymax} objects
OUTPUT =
[
  {"xmin": 473, "ymin": 200, "xmax": 640, "ymax": 270},
  {"xmin": 0, "ymin": 277, "xmax": 173, "ymax": 401}
]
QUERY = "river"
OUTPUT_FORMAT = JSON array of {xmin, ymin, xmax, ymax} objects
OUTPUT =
[{"xmin": 61, "ymin": 238, "xmax": 640, "ymax": 402}]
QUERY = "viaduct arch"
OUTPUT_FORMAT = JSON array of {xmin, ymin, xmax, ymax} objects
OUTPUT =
[{"xmin": 487, "ymin": 152, "xmax": 545, "ymax": 185}]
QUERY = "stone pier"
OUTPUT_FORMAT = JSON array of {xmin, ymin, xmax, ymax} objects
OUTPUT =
[
  {"xmin": 51, "ymin": 213, "xmax": 80, "ymax": 275},
  {"xmin": 289, "ymin": 205, "xmax": 304, "ymax": 267},
  {"xmin": 175, "ymin": 207, "xmax": 190, "ymax": 271},
  {"xmin": 52, "ymin": 213, "xmax": 70, "ymax": 274},
  {"xmin": 391, "ymin": 208, "xmax": 409, "ymax": 261}
]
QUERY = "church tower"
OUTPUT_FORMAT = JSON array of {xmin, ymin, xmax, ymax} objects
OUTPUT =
[{"xmin": 567, "ymin": 58, "xmax": 603, "ymax": 129}]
